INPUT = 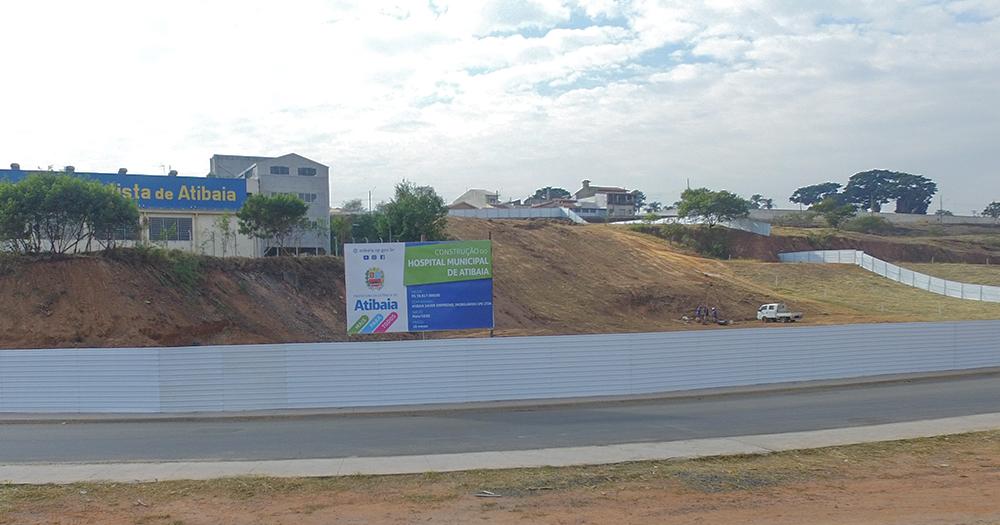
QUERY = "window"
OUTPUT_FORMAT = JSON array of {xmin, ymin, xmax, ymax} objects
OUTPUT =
[
  {"xmin": 269, "ymin": 166, "xmax": 290, "ymax": 175},
  {"xmin": 298, "ymin": 167, "xmax": 317, "ymax": 176},
  {"xmin": 149, "ymin": 217, "xmax": 193, "ymax": 242},
  {"xmin": 298, "ymin": 192, "xmax": 318, "ymax": 203},
  {"xmin": 109, "ymin": 223, "xmax": 139, "ymax": 241}
]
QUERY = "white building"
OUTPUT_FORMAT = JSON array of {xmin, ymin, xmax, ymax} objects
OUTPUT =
[{"xmin": 210, "ymin": 153, "xmax": 331, "ymax": 256}]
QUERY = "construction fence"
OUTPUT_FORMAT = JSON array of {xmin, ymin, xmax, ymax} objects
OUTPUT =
[
  {"xmin": 448, "ymin": 207, "xmax": 587, "ymax": 223},
  {"xmin": 2, "ymin": 321, "xmax": 998, "ymax": 413},
  {"xmin": 779, "ymin": 250, "xmax": 1000, "ymax": 302}
]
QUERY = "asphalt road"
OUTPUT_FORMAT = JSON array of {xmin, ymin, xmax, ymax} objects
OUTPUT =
[{"xmin": 2, "ymin": 374, "xmax": 998, "ymax": 464}]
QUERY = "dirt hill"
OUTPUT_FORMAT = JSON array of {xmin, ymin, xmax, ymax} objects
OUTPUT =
[{"xmin": 3, "ymin": 218, "xmax": 1000, "ymax": 349}]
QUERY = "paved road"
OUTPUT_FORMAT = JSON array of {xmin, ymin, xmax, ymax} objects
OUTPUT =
[{"xmin": 2, "ymin": 374, "xmax": 998, "ymax": 464}]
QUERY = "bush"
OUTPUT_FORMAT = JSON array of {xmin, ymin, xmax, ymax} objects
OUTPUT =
[
  {"xmin": 107, "ymin": 245, "xmax": 203, "ymax": 290},
  {"xmin": 771, "ymin": 211, "xmax": 821, "ymax": 228},
  {"xmin": 635, "ymin": 222, "xmax": 732, "ymax": 259},
  {"xmin": 842, "ymin": 215, "xmax": 893, "ymax": 234},
  {"xmin": 805, "ymin": 230, "xmax": 834, "ymax": 249}
]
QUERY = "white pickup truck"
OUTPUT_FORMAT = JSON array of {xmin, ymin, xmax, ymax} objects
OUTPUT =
[{"xmin": 756, "ymin": 303, "xmax": 803, "ymax": 323}]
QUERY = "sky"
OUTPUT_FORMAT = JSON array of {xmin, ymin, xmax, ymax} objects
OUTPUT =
[{"xmin": 1, "ymin": 0, "xmax": 998, "ymax": 213}]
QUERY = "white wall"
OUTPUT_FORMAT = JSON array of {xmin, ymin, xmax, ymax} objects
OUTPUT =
[
  {"xmin": 779, "ymin": 250, "xmax": 1000, "ymax": 302},
  {"xmin": 2, "ymin": 321, "xmax": 998, "ymax": 413}
]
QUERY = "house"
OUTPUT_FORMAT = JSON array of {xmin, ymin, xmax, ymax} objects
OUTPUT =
[
  {"xmin": 449, "ymin": 189, "xmax": 503, "ymax": 209},
  {"xmin": 573, "ymin": 180, "xmax": 637, "ymax": 220}
]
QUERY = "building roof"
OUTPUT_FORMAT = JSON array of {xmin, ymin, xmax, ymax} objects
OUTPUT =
[{"xmin": 588, "ymin": 185, "xmax": 629, "ymax": 193}]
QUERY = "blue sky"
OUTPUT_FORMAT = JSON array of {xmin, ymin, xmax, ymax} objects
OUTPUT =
[{"xmin": 1, "ymin": 0, "xmax": 998, "ymax": 212}]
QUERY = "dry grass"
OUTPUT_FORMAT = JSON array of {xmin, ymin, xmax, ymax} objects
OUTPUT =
[
  {"xmin": 1, "ymin": 431, "xmax": 996, "ymax": 512},
  {"xmin": 723, "ymin": 261, "xmax": 1000, "ymax": 323},
  {"xmin": 907, "ymin": 262, "xmax": 1000, "ymax": 286}
]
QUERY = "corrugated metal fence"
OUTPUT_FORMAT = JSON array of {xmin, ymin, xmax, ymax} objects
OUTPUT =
[
  {"xmin": 2, "ymin": 321, "xmax": 998, "ymax": 413},
  {"xmin": 779, "ymin": 250, "xmax": 1000, "ymax": 302}
]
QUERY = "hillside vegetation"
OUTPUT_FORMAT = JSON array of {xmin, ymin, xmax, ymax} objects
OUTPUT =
[{"xmin": 2, "ymin": 218, "xmax": 1000, "ymax": 349}]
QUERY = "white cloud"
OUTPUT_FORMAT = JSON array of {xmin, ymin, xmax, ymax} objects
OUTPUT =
[{"xmin": 0, "ymin": 0, "xmax": 998, "ymax": 212}]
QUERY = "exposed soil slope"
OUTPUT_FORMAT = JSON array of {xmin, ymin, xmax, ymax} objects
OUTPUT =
[
  {"xmin": 2, "ymin": 218, "xmax": 1000, "ymax": 349},
  {"xmin": 0, "ymin": 254, "xmax": 350, "ymax": 349}
]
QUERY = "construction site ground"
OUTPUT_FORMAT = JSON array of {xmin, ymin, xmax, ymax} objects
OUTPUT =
[
  {"xmin": 2, "ymin": 218, "xmax": 1000, "ymax": 349},
  {"xmin": 2, "ymin": 431, "xmax": 998, "ymax": 525}
]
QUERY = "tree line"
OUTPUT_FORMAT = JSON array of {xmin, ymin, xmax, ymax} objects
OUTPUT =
[
  {"xmin": 0, "ymin": 173, "xmax": 140, "ymax": 254},
  {"xmin": 790, "ymin": 170, "xmax": 938, "ymax": 214},
  {"xmin": 330, "ymin": 180, "xmax": 448, "ymax": 252}
]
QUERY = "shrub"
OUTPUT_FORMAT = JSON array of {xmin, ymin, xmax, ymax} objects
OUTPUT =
[
  {"xmin": 842, "ymin": 215, "xmax": 893, "ymax": 234},
  {"xmin": 647, "ymin": 223, "xmax": 732, "ymax": 258},
  {"xmin": 805, "ymin": 230, "xmax": 834, "ymax": 249},
  {"xmin": 771, "ymin": 211, "xmax": 821, "ymax": 228},
  {"xmin": 106, "ymin": 245, "xmax": 202, "ymax": 290}
]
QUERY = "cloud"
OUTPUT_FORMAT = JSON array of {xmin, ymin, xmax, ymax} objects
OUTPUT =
[{"xmin": 0, "ymin": 0, "xmax": 997, "ymax": 212}]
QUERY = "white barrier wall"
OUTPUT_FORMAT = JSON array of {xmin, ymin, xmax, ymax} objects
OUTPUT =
[
  {"xmin": 2, "ymin": 321, "xmax": 999, "ymax": 413},
  {"xmin": 448, "ymin": 207, "xmax": 587, "ymax": 224},
  {"xmin": 779, "ymin": 250, "xmax": 1000, "ymax": 302}
]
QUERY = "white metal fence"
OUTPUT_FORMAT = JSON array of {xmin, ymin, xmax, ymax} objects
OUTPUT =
[
  {"xmin": 449, "ymin": 207, "xmax": 587, "ymax": 224},
  {"xmin": 779, "ymin": 250, "xmax": 1000, "ymax": 303},
  {"xmin": 2, "ymin": 321, "xmax": 998, "ymax": 413}
]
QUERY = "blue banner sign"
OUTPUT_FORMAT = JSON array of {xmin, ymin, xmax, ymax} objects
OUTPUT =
[
  {"xmin": 0, "ymin": 169, "xmax": 247, "ymax": 211},
  {"xmin": 344, "ymin": 241, "xmax": 494, "ymax": 333}
]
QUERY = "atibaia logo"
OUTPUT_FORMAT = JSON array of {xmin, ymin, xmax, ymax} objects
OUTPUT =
[{"xmin": 365, "ymin": 267, "xmax": 385, "ymax": 290}]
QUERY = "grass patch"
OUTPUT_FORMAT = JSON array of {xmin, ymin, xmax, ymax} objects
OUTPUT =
[
  {"xmin": 907, "ymin": 262, "xmax": 1000, "ymax": 287},
  {"xmin": 724, "ymin": 260, "xmax": 1000, "ymax": 322},
  {"xmin": 105, "ymin": 246, "xmax": 203, "ymax": 291},
  {"xmin": 2, "ymin": 431, "xmax": 996, "ymax": 513}
]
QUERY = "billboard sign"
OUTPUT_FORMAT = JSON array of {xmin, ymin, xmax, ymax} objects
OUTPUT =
[
  {"xmin": 345, "ymin": 240, "xmax": 494, "ymax": 333},
  {"xmin": 0, "ymin": 169, "xmax": 247, "ymax": 211}
]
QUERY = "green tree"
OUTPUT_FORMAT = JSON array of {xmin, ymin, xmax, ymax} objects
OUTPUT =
[
  {"xmin": 377, "ymin": 181, "xmax": 448, "ymax": 242},
  {"xmin": 984, "ymin": 202, "xmax": 1000, "ymax": 219},
  {"xmin": 630, "ymin": 190, "xmax": 646, "ymax": 212},
  {"xmin": 236, "ymin": 193, "xmax": 309, "ymax": 253},
  {"xmin": 811, "ymin": 196, "xmax": 856, "ymax": 228},
  {"xmin": 676, "ymin": 188, "xmax": 751, "ymax": 227},
  {"xmin": 527, "ymin": 187, "xmax": 571, "ymax": 202},
  {"xmin": 934, "ymin": 209, "xmax": 954, "ymax": 217},
  {"xmin": 330, "ymin": 212, "xmax": 381, "ymax": 252},
  {"xmin": 0, "ymin": 172, "xmax": 139, "ymax": 254},
  {"xmin": 790, "ymin": 182, "xmax": 842, "ymax": 207},
  {"xmin": 214, "ymin": 212, "xmax": 237, "ymax": 256},
  {"xmin": 341, "ymin": 198, "xmax": 366, "ymax": 213},
  {"xmin": 750, "ymin": 194, "xmax": 775, "ymax": 210},
  {"xmin": 890, "ymin": 173, "xmax": 937, "ymax": 214},
  {"xmin": 644, "ymin": 201, "xmax": 663, "ymax": 213}
]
